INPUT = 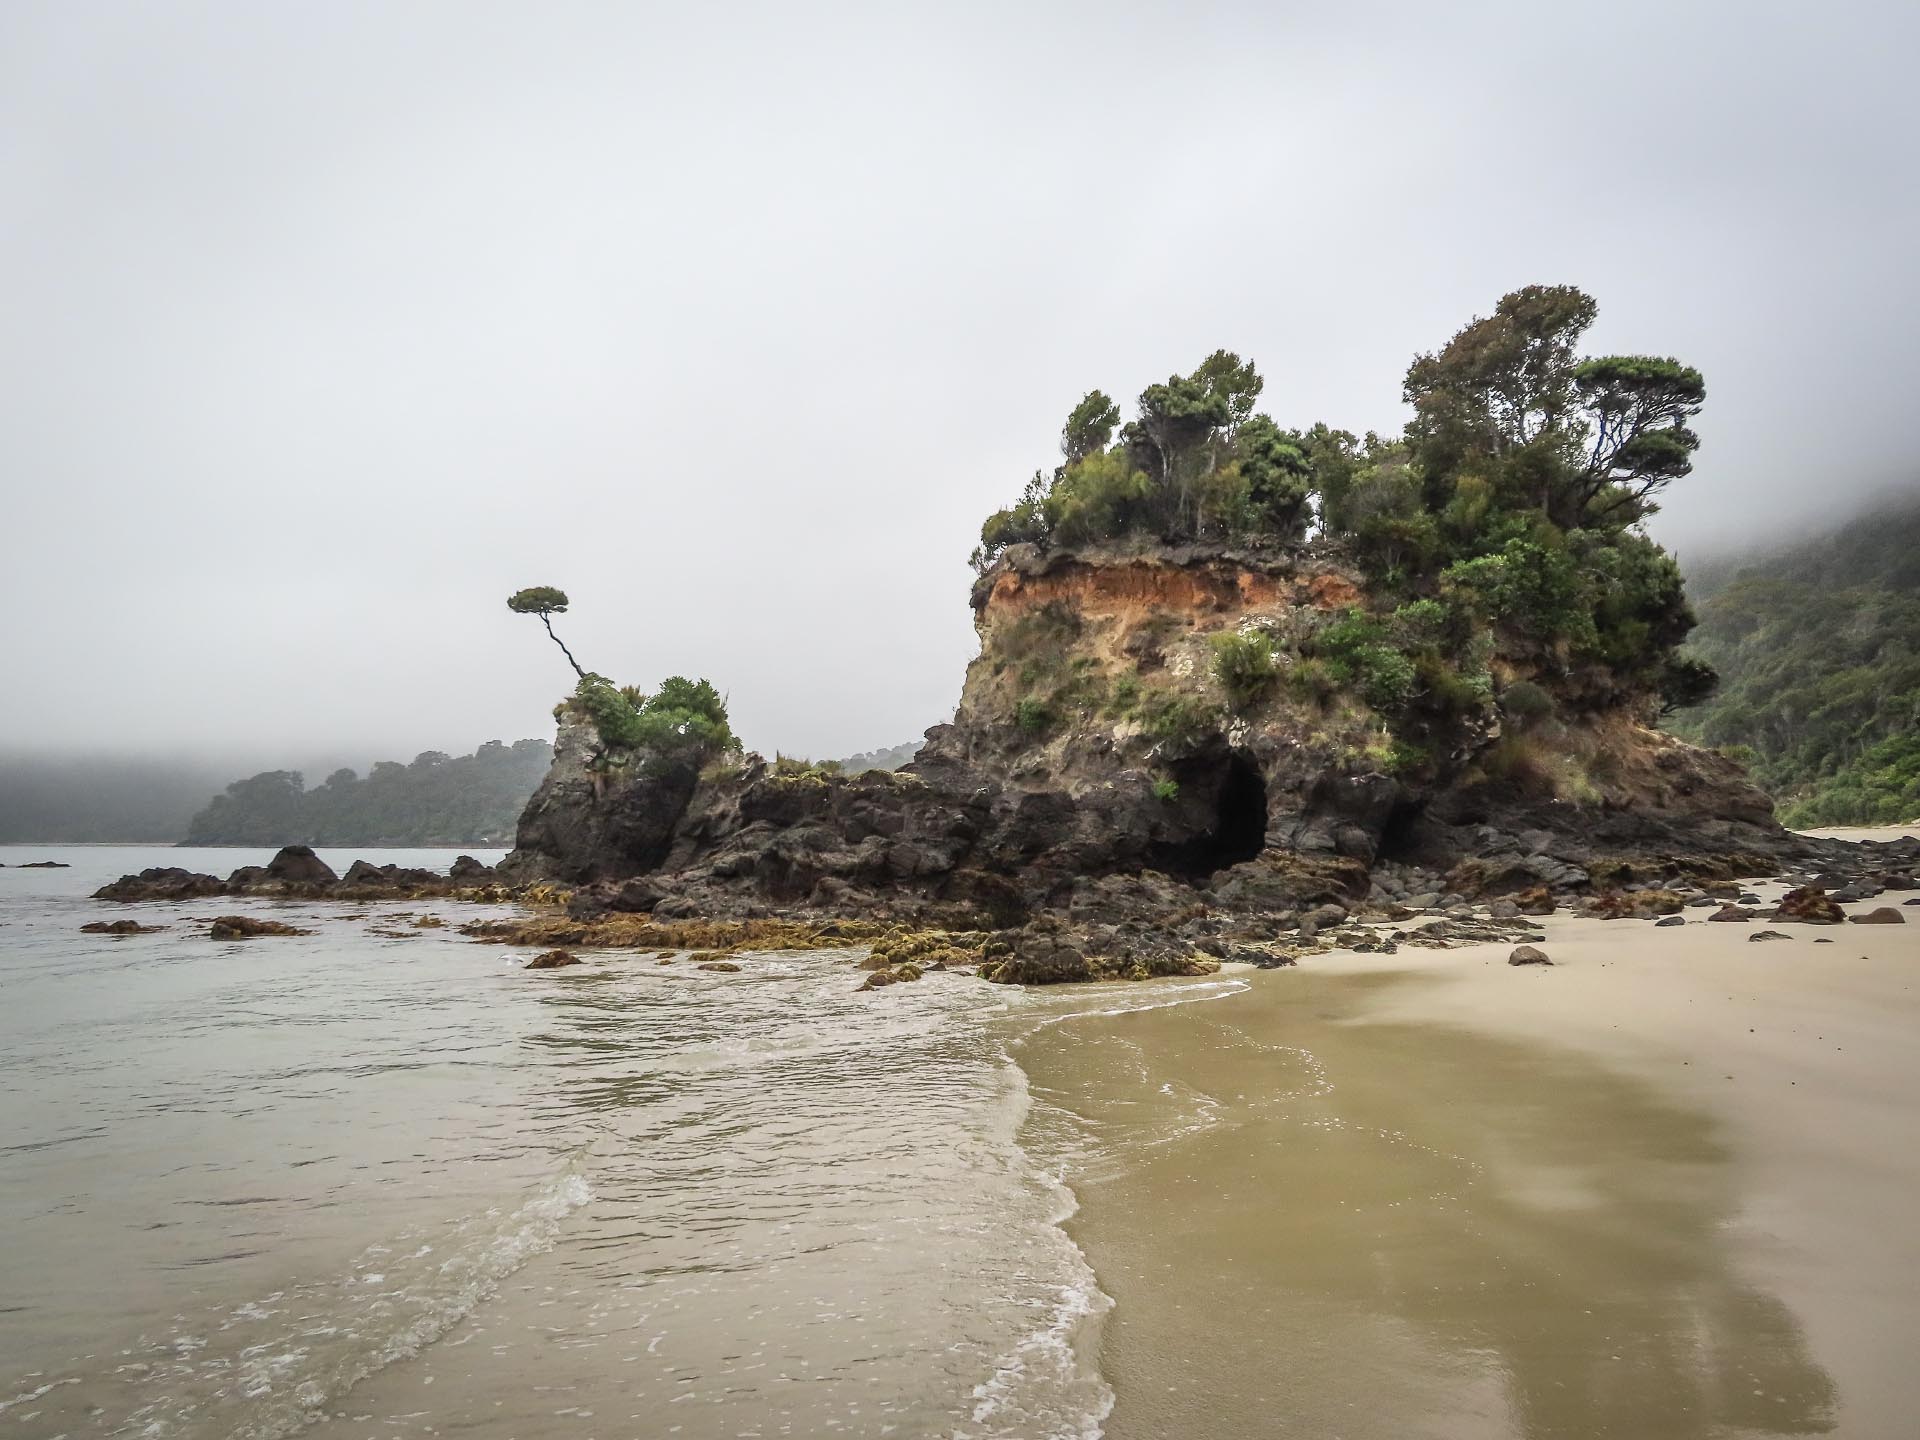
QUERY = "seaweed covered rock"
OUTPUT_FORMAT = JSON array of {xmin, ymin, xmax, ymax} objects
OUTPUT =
[{"xmin": 208, "ymin": 915, "xmax": 310, "ymax": 939}]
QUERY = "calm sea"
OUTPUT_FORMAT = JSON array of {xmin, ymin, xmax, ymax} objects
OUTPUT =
[{"xmin": 0, "ymin": 845, "xmax": 1124, "ymax": 1440}]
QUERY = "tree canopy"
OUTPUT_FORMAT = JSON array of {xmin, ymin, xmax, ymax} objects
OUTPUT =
[
  {"xmin": 508, "ymin": 585, "xmax": 586, "ymax": 679},
  {"xmin": 971, "ymin": 284, "xmax": 1715, "ymax": 714}
]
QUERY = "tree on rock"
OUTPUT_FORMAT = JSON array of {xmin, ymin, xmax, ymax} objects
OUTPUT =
[{"xmin": 508, "ymin": 586, "xmax": 586, "ymax": 680}]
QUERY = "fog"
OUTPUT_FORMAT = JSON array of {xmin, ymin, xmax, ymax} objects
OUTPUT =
[{"xmin": 3, "ymin": 0, "xmax": 1916, "ymax": 764}]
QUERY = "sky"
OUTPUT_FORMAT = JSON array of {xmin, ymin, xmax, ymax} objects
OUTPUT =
[{"xmin": 3, "ymin": 0, "xmax": 1917, "ymax": 766}]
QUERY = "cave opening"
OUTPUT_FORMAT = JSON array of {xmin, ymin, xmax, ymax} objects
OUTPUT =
[{"xmin": 1148, "ymin": 750, "xmax": 1269, "ymax": 879}]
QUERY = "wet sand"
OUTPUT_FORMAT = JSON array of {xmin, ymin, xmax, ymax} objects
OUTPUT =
[{"xmin": 1017, "ymin": 872, "xmax": 1919, "ymax": 1438}]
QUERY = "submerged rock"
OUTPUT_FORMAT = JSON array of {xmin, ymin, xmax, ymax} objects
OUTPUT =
[
  {"xmin": 208, "ymin": 915, "xmax": 310, "ymax": 939},
  {"xmin": 80, "ymin": 919, "xmax": 165, "ymax": 935},
  {"xmin": 525, "ymin": 949, "xmax": 581, "ymax": 969}
]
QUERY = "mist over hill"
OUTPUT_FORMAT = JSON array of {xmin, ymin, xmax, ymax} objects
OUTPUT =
[{"xmin": 1674, "ymin": 494, "xmax": 1920, "ymax": 825}]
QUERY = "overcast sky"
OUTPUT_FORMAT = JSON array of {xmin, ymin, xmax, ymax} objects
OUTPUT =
[{"xmin": 3, "ymin": 0, "xmax": 1916, "ymax": 765}]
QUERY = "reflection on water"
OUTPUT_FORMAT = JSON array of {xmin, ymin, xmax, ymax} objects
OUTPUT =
[{"xmin": 1014, "ymin": 970, "xmax": 1838, "ymax": 1440}]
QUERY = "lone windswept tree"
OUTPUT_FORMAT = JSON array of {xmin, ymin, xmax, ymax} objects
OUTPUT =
[{"xmin": 507, "ymin": 586, "xmax": 586, "ymax": 680}]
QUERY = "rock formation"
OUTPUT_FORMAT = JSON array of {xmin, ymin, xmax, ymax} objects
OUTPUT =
[{"xmin": 492, "ymin": 540, "xmax": 1859, "ymax": 979}]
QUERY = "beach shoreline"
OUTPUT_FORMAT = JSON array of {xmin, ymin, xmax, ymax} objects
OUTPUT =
[{"xmin": 1018, "ymin": 837, "xmax": 1919, "ymax": 1437}]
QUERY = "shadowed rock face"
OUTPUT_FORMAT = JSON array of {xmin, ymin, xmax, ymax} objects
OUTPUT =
[{"xmin": 500, "ymin": 543, "xmax": 1816, "ymax": 952}]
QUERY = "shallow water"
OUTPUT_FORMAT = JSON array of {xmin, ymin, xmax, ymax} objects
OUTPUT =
[
  {"xmin": 2, "ymin": 847, "xmax": 1868, "ymax": 1438},
  {"xmin": 0, "ymin": 847, "xmax": 1108, "ymax": 1440}
]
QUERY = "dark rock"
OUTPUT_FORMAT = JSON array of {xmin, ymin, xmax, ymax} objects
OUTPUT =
[
  {"xmin": 1508, "ymin": 945, "xmax": 1552, "ymax": 966},
  {"xmin": 1655, "ymin": 915, "xmax": 1685, "ymax": 927},
  {"xmin": 697, "ymin": 959, "xmax": 743, "ymax": 971},
  {"xmin": 1851, "ymin": 907, "xmax": 1906, "ymax": 925},
  {"xmin": 209, "ymin": 915, "xmax": 310, "ymax": 939},
  {"xmin": 93, "ymin": 867, "xmax": 224, "ymax": 902},
  {"xmin": 1748, "ymin": 930, "xmax": 1790, "ymax": 942},
  {"xmin": 265, "ymin": 845, "xmax": 337, "ymax": 885},
  {"xmin": 1708, "ymin": 904, "xmax": 1753, "ymax": 922},
  {"xmin": 525, "ymin": 949, "xmax": 580, "ymax": 969},
  {"xmin": 18, "ymin": 860, "xmax": 70, "ymax": 868},
  {"xmin": 448, "ymin": 854, "xmax": 494, "ymax": 881},
  {"xmin": 80, "ymin": 919, "xmax": 164, "ymax": 935}
]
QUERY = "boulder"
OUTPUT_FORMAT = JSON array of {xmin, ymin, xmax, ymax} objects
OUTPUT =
[
  {"xmin": 265, "ymin": 845, "xmax": 338, "ymax": 885},
  {"xmin": 1708, "ymin": 904, "xmax": 1753, "ymax": 922},
  {"xmin": 1508, "ymin": 945, "xmax": 1552, "ymax": 966},
  {"xmin": 525, "ymin": 949, "xmax": 580, "ymax": 968},
  {"xmin": 209, "ymin": 915, "xmax": 310, "ymax": 939},
  {"xmin": 448, "ymin": 854, "xmax": 494, "ymax": 881},
  {"xmin": 1748, "ymin": 930, "xmax": 1790, "ymax": 943},
  {"xmin": 1850, "ymin": 907, "xmax": 1906, "ymax": 925},
  {"xmin": 1772, "ymin": 886, "xmax": 1845, "ymax": 925},
  {"xmin": 1655, "ymin": 915, "xmax": 1685, "ymax": 927}
]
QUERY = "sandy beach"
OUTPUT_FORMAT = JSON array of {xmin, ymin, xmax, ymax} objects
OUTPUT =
[{"xmin": 1019, "ymin": 829, "xmax": 1920, "ymax": 1438}]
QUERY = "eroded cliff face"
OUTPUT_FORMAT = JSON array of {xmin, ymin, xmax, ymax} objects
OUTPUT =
[{"xmin": 499, "ymin": 540, "xmax": 1798, "ymax": 974}]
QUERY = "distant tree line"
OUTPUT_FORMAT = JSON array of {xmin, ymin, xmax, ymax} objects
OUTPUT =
[{"xmin": 183, "ymin": 739, "xmax": 554, "ymax": 846}]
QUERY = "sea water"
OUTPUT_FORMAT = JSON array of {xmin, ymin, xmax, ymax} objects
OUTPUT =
[{"xmin": 0, "ymin": 846, "xmax": 1117, "ymax": 1439}]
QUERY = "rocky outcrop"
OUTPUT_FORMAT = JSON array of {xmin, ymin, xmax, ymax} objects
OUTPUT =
[
  {"xmin": 481, "ymin": 542, "xmax": 1858, "ymax": 980},
  {"xmin": 95, "ymin": 847, "xmax": 503, "ymax": 903}
]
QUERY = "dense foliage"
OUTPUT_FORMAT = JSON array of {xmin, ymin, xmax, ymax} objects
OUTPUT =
[
  {"xmin": 183, "ymin": 739, "xmax": 554, "ymax": 846},
  {"xmin": 1673, "ymin": 502, "xmax": 1920, "ymax": 826},
  {"xmin": 566, "ymin": 674, "xmax": 741, "ymax": 765},
  {"xmin": 975, "ymin": 286, "xmax": 1714, "ymax": 737}
]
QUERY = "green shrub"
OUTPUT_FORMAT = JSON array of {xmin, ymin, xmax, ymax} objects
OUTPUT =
[
  {"xmin": 1015, "ymin": 698, "xmax": 1056, "ymax": 735},
  {"xmin": 1107, "ymin": 671, "xmax": 1144, "ymax": 717},
  {"xmin": 1152, "ymin": 778, "xmax": 1181, "ymax": 802},
  {"xmin": 1498, "ymin": 680, "xmax": 1556, "ymax": 729},
  {"xmin": 1136, "ymin": 690, "xmax": 1222, "ymax": 748},
  {"xmin": 1286, "ymin": 658, "xmax": 1340, "ymax": 705},
  {"xmin": 571, "ymin": 673, "xmax": 740, "ymax": 761},
  {"xmin": 1210, "ymin": 630, "xmax": 1280, "ymax": 709}
]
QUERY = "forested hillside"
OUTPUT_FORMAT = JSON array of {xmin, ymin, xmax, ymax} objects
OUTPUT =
[
  {"xmin": 1674, "ymin": 499, "xmax": 1920, "ymax": 826},
  {"xmin": 184, "ymin": 739, "xmax": 552, "ymax": 846}
]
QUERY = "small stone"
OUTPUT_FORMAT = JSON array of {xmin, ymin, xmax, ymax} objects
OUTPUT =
[
  {"xmin": 1655, "ymin": 915, "xmax": 1685, "ymax": 927},
  {"xmin": 1508, "ymin": 945, "xmax": 1552, "ymax": 966},
  {"xmin": 1748, "ymin": 930, "xmax": 1790, "ymax": 943}
]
